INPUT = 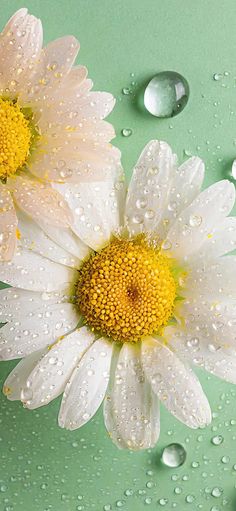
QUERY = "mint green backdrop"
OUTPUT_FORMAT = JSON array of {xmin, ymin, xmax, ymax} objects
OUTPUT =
[{"xmin": 1, "ymin": 1, "xmax": 236, "ymax": 510}]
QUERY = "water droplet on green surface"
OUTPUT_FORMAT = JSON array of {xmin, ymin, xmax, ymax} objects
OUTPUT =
[
  {"xmin": 121, "ymin": 128, "xmax": 132, "ymax": 137},
  {"xmin": 144, "ymin": 71, "xmax": 189, "ymax": 118},
  {"xmin": 161, "ymin": 443, "xmax": 186, "ymax": 467},
  {"xmin": 174, "ymin": 487, "xmax": 182, "ymax": 494},
  {"xmin": 211, "ymin": 487, "xmax": 223, "ymax": 498},
  {"xmin": 186, "ymin": 495, "xmax": 195, "ymax": 503},
  {"xmin": 221, "ymin": 455, "xmax": 230, "ymax": 463},
  {"xmin": 159, "ymin": 498, "xmax": 168, "ymax": 506},
  {"xmin": 122, "ymin": 87, "xmax": 132, "ymax": 95},
  {"xmin": 211, "ymin": 435, "xmax": 223, "ymax": 445},
  {"xmin": 213, "ymin": 73, "xmax": 223, "ymax": 81}
]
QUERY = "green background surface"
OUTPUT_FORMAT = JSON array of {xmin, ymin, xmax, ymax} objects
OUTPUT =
[{"xmin": 1, "ymin": 1, "xmax": 236, "ymax": 510}]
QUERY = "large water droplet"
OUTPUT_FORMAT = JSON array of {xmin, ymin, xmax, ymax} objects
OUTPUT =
[
  {"xmin": 144, "ymin": 71, "xmax": 189, "ymax": 118},
  {"xmin": 161, "ymin": 443, "xmax": 187, "ymax": 467}
]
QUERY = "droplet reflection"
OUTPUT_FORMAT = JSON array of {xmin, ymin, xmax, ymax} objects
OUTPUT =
[
  {"xmin": 161, "ymin": 443, "xmax": 187, "ymax": 467},
  {"xmin": 144, "ymin": 71, "xmax": 189, "ymax": 118}
]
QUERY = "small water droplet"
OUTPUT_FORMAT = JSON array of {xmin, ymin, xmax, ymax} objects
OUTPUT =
[
  {"xmin": 189, "ymin": 215, "xmax": 202, "ymax": 227},
  {"xmin": 161, "ymin": 443, "xmax": 187, "ymax": 468},
  {"xmin": 122, "ymin": 87, "xmax": 132, "ymax": 95},
  {"xmin": 174, "ymin": 487, "xmax": 182, "ymax": 494},
  {"xmin": 211, "ymin": 487, "xmax": 223, "ymax": 498},
  {"xmin": 144, "ymin": 497, "xmax": 152, "ymax": 505},
  {"xmin": 144, "ymin": 71, "xmax": 189, "ymax": 118},
  {"xmin": 186, "ymin": 495, "xmax": 195, "ymax": 503},
  {"xmin": 211, "ymin": 435, "xmax": 223, "ymax": 445},
  {"xmin": 221, "ymin": 455, "xmax": 230, "ymax": 464},
  {"xmin": 213, "ymin": 73, "xmax": 223, "ymax": 81},
  {"xmin": 159, "ymin": 498, "xmax": 168, "ymax": 506},
  {"xmin": 121, "ymin": 128, "xmax": 132, "ymax": 137}
]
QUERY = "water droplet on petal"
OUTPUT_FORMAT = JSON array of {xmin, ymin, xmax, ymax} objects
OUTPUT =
[
  {"xmin": 161, "ymin": 443, "xmax": 187, "ymax": 467},
  {"xmin": 144, "ymin": 71, "xmax": 189, "ymax": 118},
  {"xmin": 189, "ymin": 215, "xmax": 202, "ymax": 227}
]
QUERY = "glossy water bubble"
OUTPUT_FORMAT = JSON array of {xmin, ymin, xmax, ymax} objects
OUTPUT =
[
  {"xmin": 144, "ymin": 71, "xmax": 189, "ymax": 118},
  {"xmin": 211, "ymin": 435, "xmax": 223, "ymax": 445},
  {"xmin": 161, "ymin": 443, "xmax": 187, "ymax": 468}
]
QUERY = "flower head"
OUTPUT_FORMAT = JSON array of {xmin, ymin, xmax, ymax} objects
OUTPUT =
[
  {"xmin": 1, "ymin": 140, "xmax": 236, "ymax": 450},
  {"xmin": 0, "ymin": 9, "xmax": 119, "ymax": 261}
]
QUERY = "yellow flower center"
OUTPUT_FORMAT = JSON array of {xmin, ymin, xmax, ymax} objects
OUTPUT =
[
  {"xmin": 76, "ymin": 236, "xmax": 177, "ymax": 343},
  {"xmin": 0, "ymin": 98, "xmax": 32, "ymax": 180}
]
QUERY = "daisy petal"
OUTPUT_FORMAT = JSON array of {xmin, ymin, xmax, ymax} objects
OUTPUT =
[
  {"xmin": 157, "ymin": 156, "xmax": 205, "ymax": 239},
  {"xmin": 142, "ymin": 336, "xmax": 212, "ymax": 429},
  {"xmin": 3, "ymin": 348, "xmax": 45, "ymax": 401},
  {"xmin": 104, "ymin": 343, "xmax": 160, "ymax": 450},
  {"xmin": 10, "ymin": 176, "xmax": 73, "ymax": 228},
  {"xmin": 59, "ymin": 338, "xmax": 112, "ymax": 430},
  {"xmin": 54, "ymin": 177, "xmax": 123, "ymax": 250},
  {"xmin": 0, "ymin": 287, "xmax": 64, "ymax": 322},
  {"xmin": 35, "ymin": 218, "xmax": 90, "ymax": 260},
  {"xmin": 29, "ymin": 141, "xmax": 121, "ymax": 183},
  {"xmin": 0, "ymin": 184, "xmax": 18, "ymax": 261},
  {"xmin": 27, "ymin": 36, "xmax": 80, "ymax": 101},
  {"xmin": 187, "ymin": 256, "xmax": 236, "ymax": 300},
  {"xmin": 23, "ymin": 327, "xmax": 94, "ymax": 409},
  {"xmin": 0, "ymin": 9, "xmax": 43, "ymax": 94},
  {"xmin": 0, "ymin": 248, "xmax": 76, "ymax": 292},
  {"xmin": 0, "ymin": 303, "xmax": 79, "ymax": 360},
  {"xmin": 189, "ymin": 217, "xmax": 236, "ymax": 262},
  {"xmin": 17, "ymin": 209, "xmax": 80, "ymax": 268},
  {"xmin": 125, "ymin": 140, "xmax": 177, "ymax": 236},
  {"xmin": 166, "ymin": 326, "xmax": 236, "ymax": 384},
  {"xmin": 166, "ymin": 180, "xmax": 235, "ymax": 261}
]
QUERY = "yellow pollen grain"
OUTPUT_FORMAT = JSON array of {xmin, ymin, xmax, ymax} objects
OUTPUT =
[
  {"xmin": 76, "ymin": 236, "xmax": 177, "ymax": 343},
  {"xmin": 0, "ymin": 98, "xmax": 31, "ymax": 180}
]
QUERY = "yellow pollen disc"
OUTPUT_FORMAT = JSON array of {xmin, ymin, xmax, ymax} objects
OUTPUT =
[
  {"xmin": 0, "ymin": 98, "xmax": 31, "ymax": 180},
  {"xmin": 77, "ymin": 236, "xmax": 177, "ymax": 343}
]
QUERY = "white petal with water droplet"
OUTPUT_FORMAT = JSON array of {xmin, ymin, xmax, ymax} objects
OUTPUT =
[
  {"xmin": 59, "ymin": 338, "xmax": 112, "ymax": 430},
  {"xmin": 17, "ymin": 209, "xmax": 80, "ymax": 267},
  {"xmin": 166, "ymin": 180, "xmax": 235, "ymax": 261},
  {"xmin": 23, "ymin": 327, "xmax": 95, "ymax": 409},
  {"xmin": 3, "ymin": 348, "xmax": 45, "ymax": 401},
  {"xmin": 0, "ymin": 247, "xmax": 76, "ymax": 292},
  {"xmin": 104, "ymin": 343, "xmax": 160, "ymax": 450},
  {"xmin": 142, "ymin": 336, "xmax": 211, "ymax": 428},
  {"xmin": 0, "ymin": 303, "xmax": 79, "ymax": 360},
  {"xmin": 0, "ymin": 184, "xmax": 18, "ymax": 261},
  {"xmin": 125, "ymin": 140, "xmax": 177, "ymax": 236},
  {"xmin": 165, "ymin": 326, "xmax": 236, "ymax": 384}
]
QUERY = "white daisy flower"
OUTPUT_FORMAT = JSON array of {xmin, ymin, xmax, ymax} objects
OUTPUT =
[
  {"xmin": 0, "ymin": 8, "xmax": 119, "ymax": 261},
  {"xmin": 1, "ymin": 139, "xmax": 236, "ymax": 451}
]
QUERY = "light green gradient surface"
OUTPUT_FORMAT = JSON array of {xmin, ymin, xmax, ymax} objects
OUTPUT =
[{"xmin": 1, "ymin": 1, "xmax": 236, "ymax": 510}]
